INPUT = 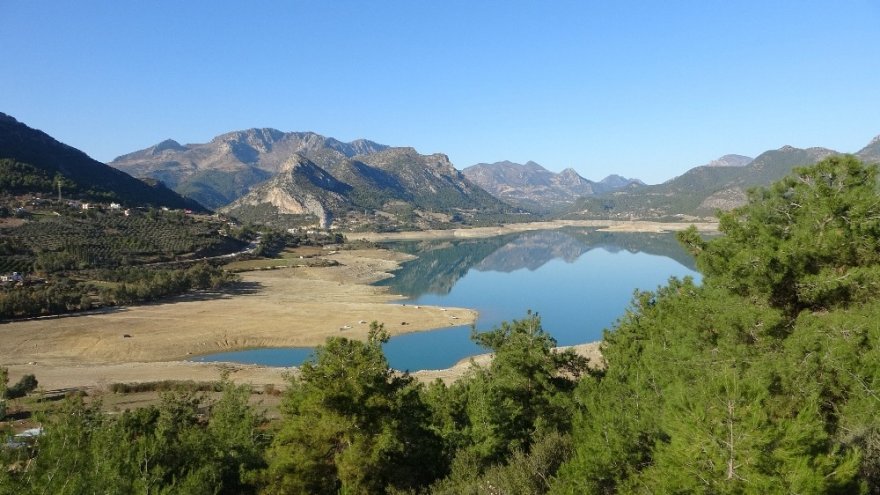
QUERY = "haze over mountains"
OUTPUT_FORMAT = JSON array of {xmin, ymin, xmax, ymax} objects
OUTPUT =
[
  {"xmin": 461, "ymin": 160, "xmax": 644, "ymax": 212},
  {"xmin": 567, "ymin": 138, "xmax": 880, "ymax": 219}
]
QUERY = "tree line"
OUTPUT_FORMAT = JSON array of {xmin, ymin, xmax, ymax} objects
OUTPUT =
[{"xmin": 0, "ymin": 263, "xmax": 237, "ymax": 320}]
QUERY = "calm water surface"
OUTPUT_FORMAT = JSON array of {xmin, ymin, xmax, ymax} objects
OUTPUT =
[{"xmin": 192, "ymin": 229, "xmax": 700, "ymax": 370}]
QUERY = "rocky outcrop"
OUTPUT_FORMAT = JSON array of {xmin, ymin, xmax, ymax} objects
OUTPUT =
[{"xmin": 111, "ymin": 129, "xmax": 389, "ymax": 208}]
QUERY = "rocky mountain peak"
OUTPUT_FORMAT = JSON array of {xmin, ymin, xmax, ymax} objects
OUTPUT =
[
  {"xmin": 151, "ymin": 139, "xmax": 186, "ymax": 154},
  {"xmin": 278, "ymin": 153, "xmax": 310, "ymax": 173},
  {"xmin": 556, "ymin": 168, "xmax": 588, "ymax": 185},
  {"xmin": 600, "ymin": 174, "xmax": 626, "ymax": 184},
  {"xmin": 705, "ymin": 154, "xmax": 753, "ymax": 168}
]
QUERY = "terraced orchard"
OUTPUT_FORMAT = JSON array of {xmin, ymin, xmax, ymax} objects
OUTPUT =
[
  {"xmin": 0, "ymin": 204, "xmax": 248, "ymax": 319},
  {"xmin": 0, "ymin": 208, "xmax": 244, "ymax": 272}
]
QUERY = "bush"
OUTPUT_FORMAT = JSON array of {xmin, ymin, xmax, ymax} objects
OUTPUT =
[
  {"xmin": 108, "ymin": 380, "xmax": 222, "ymax": 394},
  {"xmin": 6, "ymin": 374, "xmax": 38, "ymax": 399}
]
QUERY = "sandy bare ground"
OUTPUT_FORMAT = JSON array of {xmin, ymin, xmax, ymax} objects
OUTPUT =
[
  {"xmin": 1, "ymin": 249, "xmax": 476, "ymax": 390},
  {"xmin": 412, "ymin": 342, "xmax": 604, "ymax": 384},
  {"xmin": 352, "ymin": 219, "xmax": 718, "ymax": 242}
]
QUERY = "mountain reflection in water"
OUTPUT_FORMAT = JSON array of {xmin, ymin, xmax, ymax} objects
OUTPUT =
[
  {"xmin": 193, "ymin": 228, "xmax": 700, "ymax": 370},
  {"xmin": 376, "ymin": 228, "xmax": 697, "ymax": 298},
  {"xmin": 374, "ymin": 228, "xmax": 701, "ymax": 369}
]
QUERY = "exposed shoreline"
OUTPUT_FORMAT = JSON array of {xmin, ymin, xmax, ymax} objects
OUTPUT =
[
  {"xmin": 352, "ymin": 219, "xmax": 718, "ymax": 242},
  {"xmin": 1, "ymin": 221, "xmax": 701, "ymax": 391},
  {"xmin": 1, "ymin": 248, "xmax": 476, "ymax": 390}
]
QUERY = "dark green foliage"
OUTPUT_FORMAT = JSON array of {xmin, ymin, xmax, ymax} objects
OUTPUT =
[
  {"xmin": 1, "ymin": 208, "xmax": 243, "ymax": 272},
  {"xmin": 261, "ymin": 323, "xmax": 444, "ymax": 494},
  {"xmin": 423, "ymin": 313, "xmax": 587, "ymax": 494},
  {"xmin": 431, "ymin": 430, "xmax": 573, "ymax": 495},
  {"xmin": 0, "ymin": 204, "xmax": 243, "ymax": 319},
  {"xmin": 332, "ymin": 159, "xmax": 411, "ymax": 210},
  {"xmin": 556, "ymin": 157, "xmax": 880, "ymax": 492},
  {"xmin": 108, "ymin": 380, "xmax": 223, "ymax": 394},
  {"xmin": 680, "ymin": 155, "xmax": 880, "ymax": 314},
  {"xmin": 252, "ymin": 229, "xmax": 289, "ymax": 258},
  {"xmin": 0, "ymin": 263, "xmax": 237, "ymax": 319},
  {"xmin": 222, "ymin": 202, "xmax": 322, "ymax": 231},
  {"xmin": 5, "ymin": 374, "xmax": 38, "ymax": 399},
  {"xmin": 467, "ymin": 313, "xmax": 587, "ymax": 461},
  {"xmin": 0, "ymin": 159, "xmax": 56, "ymax": 193},
  {"xmin": 2, "ymin": 380, "xmax": 264, "ymax": 494}
]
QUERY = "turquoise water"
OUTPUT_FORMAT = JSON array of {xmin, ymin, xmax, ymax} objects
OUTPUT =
[{"xmin": 192, "ymin": 229, "xmax": 700, "ymax": 370}]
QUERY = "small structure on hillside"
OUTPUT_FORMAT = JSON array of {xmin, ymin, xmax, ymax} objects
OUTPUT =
[{"xmin": 1, "ymin": 272, "xmax": 24, "ymax": 283}]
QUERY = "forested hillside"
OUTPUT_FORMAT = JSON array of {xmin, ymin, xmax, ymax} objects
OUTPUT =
[
  {"xmin": 0, "ymin": 113, "xmax": 205, "ymax": 211},
  {"xmin": 3, "ymin": 155, "xmax": 880, "ymax": 493}
]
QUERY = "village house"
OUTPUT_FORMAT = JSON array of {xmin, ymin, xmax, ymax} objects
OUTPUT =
[{"xmin": 1, "ymin": 272, "xmax": 24, "ymax": 283}]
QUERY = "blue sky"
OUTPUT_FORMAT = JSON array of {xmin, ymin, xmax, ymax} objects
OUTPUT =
[{"xmin": 2, "ymin": 1, "xmax": 878, "ymax": 184}]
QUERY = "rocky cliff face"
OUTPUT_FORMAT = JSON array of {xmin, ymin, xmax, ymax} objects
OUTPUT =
[
  {"xmin": 215, "ymin": 148, "xmax": 512, "ymax": 230},
  {"xmin": 221, "ymin": 155, "xmax": 353, "ymax": 227},
  {"xmin": 111, "ymin": 129, "xmax": 389, "ymax": 208},
  {"xmin": 113, "ymin": 127, "xmax": 513, "ymax": 228}
]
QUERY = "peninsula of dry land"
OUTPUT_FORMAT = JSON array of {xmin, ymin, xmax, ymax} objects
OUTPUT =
[{"xmin": 1, "ymin": 248, "xmax": 475, "ymax": 390}]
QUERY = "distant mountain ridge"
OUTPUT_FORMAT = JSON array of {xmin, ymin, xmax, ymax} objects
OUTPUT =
[
  {"xmin": 0, "ymin": 113, "xmax": 204, "ymax": 210},
  {"xmin": 856, "ymin": 134, "xmax": 880, "ymax": 164},
  {"xmin": 704, "ymin": 154, "xmax": 753, "ymax": 167},
  {"xmin": 461, "ymin": 160, "xmax": 643, "ymax": 211},
  {"xmin": 566, "ymin": 142, "xmax": 866, "ymax": 219}
]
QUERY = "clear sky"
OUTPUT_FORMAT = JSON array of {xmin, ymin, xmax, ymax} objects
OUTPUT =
[{"xmin": 2, "ymin": 1, "xmax": 878, "ymax": 184}]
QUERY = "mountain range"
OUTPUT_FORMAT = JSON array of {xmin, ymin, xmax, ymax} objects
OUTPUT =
[
  {"xmin": 0, "ymin": 113, "xmax": 203, "ymax": 211},
  {"xmin": 112, "ymin": 129, "xmax": 513, "ymax": 230},
  {"xmin": 565, "ymin": 137, "xmax": 880, "ymax": 220},
  {"xmin": 5, "ymin": 111, "xmax": 878, "ymax": 226},
  {"xmin": 461, "ymin": 160, "xmax": 643, "ymax": 212},
  {"xmin": 111, "ymin": 129, "xmax": 391, "ymax": 209}
]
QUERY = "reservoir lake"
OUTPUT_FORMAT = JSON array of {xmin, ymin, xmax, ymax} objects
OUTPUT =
[{"xmin": 192, "ymin": 229, "xmax": 700, "ymax": 371}]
